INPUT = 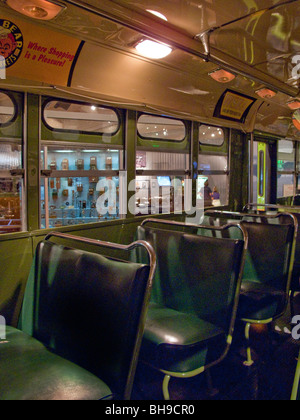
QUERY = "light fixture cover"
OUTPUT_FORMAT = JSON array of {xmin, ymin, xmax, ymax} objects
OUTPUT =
[
  {"xmin": 6, "ymin": 0, "xmax": 64, "ymax": 21},
  {"xmin": 287, "ymin": 100, "xmax": 300, "ymax": 110},
  {"xmin": 146, "ymin": 10, "xmax": 168, "ymax": 21},
  {"xmin": 255, "ymin": 88, "xmax": 277, "ymax": 99},
  {"xmin": 209, "ymin": 69, "xmax": 236, "ymax": 83},
  {"xmin": 293, "ymin": 110, "xmax": 300, "ymax": 130},
  {"xmin": 135, "ymin": 39, "xmax": 172, "ymax": 59}
]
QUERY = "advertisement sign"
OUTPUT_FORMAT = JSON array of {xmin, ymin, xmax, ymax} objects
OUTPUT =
[{"xmin": 0, "ymin": 15, "xmax": 82, "ymax": 86}]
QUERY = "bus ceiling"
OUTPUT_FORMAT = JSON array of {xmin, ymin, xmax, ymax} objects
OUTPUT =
[{"xmin": 0, "ymin": 0, "xmax": 300, "ymax": 139}]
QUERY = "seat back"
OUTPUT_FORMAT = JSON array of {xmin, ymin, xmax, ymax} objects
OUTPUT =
[
  {"xmin": 137, "ymin": 220, "xmax": 246, "ymax": 336},
  {"xmin": 244, "ymin": 204, "xmax": 300, "ymax": 292},
  {"xmin": 204, "ymin": 210, "xmax": 297, "ymax": 312},
  {"xmin": 20, "ymin": 234, "xmax": 156, "ymax": 400},
  {"xmin": 241, "ymin": 221, "xmax": 294, "ymax": 291}
]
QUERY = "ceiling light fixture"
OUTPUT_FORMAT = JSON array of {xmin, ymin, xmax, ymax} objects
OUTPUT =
[
  {"xmin": 287, "ymin": 100, "xmax": 300, "ymax": 110},
  {"xmin": 293, "ymin": 110, "xmax": 300, "ymax": 131},
  {"xmin": 255, "ymin": 87, "xmax": 277, "ymax": 99},
  {"xmin": 6, "ymin": 0, "xmax": 64, "ymax": 21},
  {"xmin": 135, "ymin": 39, "xmax": 173, "ymax": 60},
  {"xmin": 209, "ymin": 69, "xmax": 236, "ymax": 83},
  {"xmin": 146, "ymin": 10, "xmax": 168, "ymax": 21}
]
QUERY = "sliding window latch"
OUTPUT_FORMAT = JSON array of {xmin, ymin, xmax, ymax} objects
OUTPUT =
[
  {"xmin": 10, "ymin": 169, "xmax": 25, "ymax": 177},
  {"xmin": 41, "ymin": 170, "xmax": 52, "ymax": 177}
]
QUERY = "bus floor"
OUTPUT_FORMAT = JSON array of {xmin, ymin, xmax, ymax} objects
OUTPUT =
[{"xmin": 132, "ymin": 294, "xmax": 300, "ymax": 401}]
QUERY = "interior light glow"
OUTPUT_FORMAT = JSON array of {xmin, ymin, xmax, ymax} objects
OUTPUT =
[
  {"xmin": 293, "ymin": 110, "xmax": 300, "ymax": 131},
  {"xmin": 6, "ymin": 0, "xmax": 64, "ymax": 20},
  {"xmin": 287, "ymin": 100, "xmax": 300, "ymax": 110},
  {"xmin": 255, "ymin": 88, "xmax": 277, "ymax": 99},
  {"xmin": 135, "ymin": 39, "xmax": 173, "ymax": 59},
  {"xmin": 209, "ymin": 69, "xmax": 236, "ymax": 83},
  {"xmin": 146, "ymin": 10, "xmax": 168, "ymax": 21}
]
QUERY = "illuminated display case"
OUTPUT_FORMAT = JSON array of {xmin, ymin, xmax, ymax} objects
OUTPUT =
[{"xmin": 40, "ymin": 143, "xmax": 122, "ymax": 229}]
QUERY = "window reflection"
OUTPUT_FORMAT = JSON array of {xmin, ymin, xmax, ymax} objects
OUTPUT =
[{"xmin": 44, "ymin": 101, "xmax": 119, "ymax": 134}]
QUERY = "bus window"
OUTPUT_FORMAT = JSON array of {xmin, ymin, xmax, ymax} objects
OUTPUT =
[
  {"xmin": 137, "ymin": 115, "xmax": 186, "ymax": 142},
  {"xmin": 199, "ymin": 125, "xmax": 225, "ymax": 146},
  {"xmin": 277, "ymin": 140, "xmax": 295, "ymax": 199},
  {"xmin": 198, "ymin": 125, "xmax": 229, "ymax": 208},
  {"xmin": 258, "ymin": 149, "xmax": 265, "ymax": 198},
  {"xmin": 0, "ymin": 92, "xmax": 16, "ymax": 125},
  {"xmin": 0, "ymin": 91, "xmax": 24, "ymax": 234},
  {"xmin": 40, "ymin": 144, "xmax": 122, "ymax": 228},
  {"xmin": 44, "ymin": 100, "xmax": 120, "ymax": 135},
  {"xmin": 135, "ymin": 151, "xmax": 189, "ymax": 215}
]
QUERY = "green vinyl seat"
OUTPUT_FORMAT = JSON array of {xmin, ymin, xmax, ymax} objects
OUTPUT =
[
  {"xmin": 204, "ymin": 210, "xmax": 297, "ymax": 366},
  {"xmin": 242, "ymin": 205, "xmax": 300, "ymax": 318},
  {"xmin": 141, "ymin": 303, "xmax": 226, "ymax": 373},
  {"xmin": 0, "ymin": 234, "xmax": 155, "ymax": 400},
  {"xmin": 137, "ymin": 220, "xmax": 246, "ymax": 399},
  {"xmin": 237, "ymin": 221, "xmax": 294, "ymax": 321},
  {"xmin": 0, "ymin": 327, "xmax": 112, "ymax": 401}
]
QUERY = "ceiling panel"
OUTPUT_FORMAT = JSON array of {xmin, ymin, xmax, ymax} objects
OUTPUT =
[
  {"xmin": 210, "ymin": 1, "xmax": 300, "ymax": 87},
  {"xmin": 106, "ymin": 0, "xmax": 295, "ymax": 37}
]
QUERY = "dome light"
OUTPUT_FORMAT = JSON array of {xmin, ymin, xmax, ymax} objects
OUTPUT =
[
  {"xmin": 255, "ymin": 87, "xmax": 277, "ymax": 99},
  {"xmin": 135, "ymin": 39, "xmax": 172, "ymax": 59},
  {"xmin": 287, "ymin": 100, "xmax": 300, "ymax": 110},
  {"xmin": 293, "ymin": 110, "xmax": 300, "ymax": 130},
  {"xmin": 209, "ymin": 69, "xmax": 236, "ymax": 83},
  {"xmin": 6, "ymin": 0, "xmax": 64, "ymax": 21},
  {"xmin": 146, "ymin": 10, "xmax": 168, "ymax": 21}
]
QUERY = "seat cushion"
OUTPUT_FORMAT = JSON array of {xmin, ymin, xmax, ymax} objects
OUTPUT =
[
  {"xmin": 0, "ymin": 328, "xmax": 113, "ymax": 401},
  {"xmin": 238, "ymin": 282, "xmax": 287, "ymax": 321},
  {"xmin": 140, "ymin": 304, "xmax": 226, "ymax": 373}
]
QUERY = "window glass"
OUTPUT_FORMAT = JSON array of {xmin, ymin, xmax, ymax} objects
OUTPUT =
[
  {"xmin": 199, "ymin": 125, "xmax": 224, "ymax": 146},
  {"xmin": 258, "ymin": 150, "xmax": 265, "ymax": 198},
  {"xmin": 196, "ymin": 175, "xmax": 229, "ymax": 208},
  {"xmin": 198, "ymin": 155, "xmax": 228, "ymax": 172},
  {"xmin": 278, "ymin": 140, "xmax": 295, "ymax": 172},
  {"xmin": 41, "ymin": 145, "xmax": 120, "ymax": 171},
  {"xmin": 0, "ymin": 92, "xmax": 16, "ymax": 125},
  {"xmin": 135, "ymin": 176, "xmax": 185, "ymax": 215},
  {"xmin": 40, "ymin": 144, "xmax": 121, "ymax": 229},
  {"xmin": 277, "ymin": 174, "xmax": 294, "ymax": 198},
  {"xmin": 136, "ymin": 151, "xmax": 189, "ymax": 170},
  {"xmin": 0, "ymin": 143, "xmax": 22, "ymax": 169},
  {"xmin": 41, "ymin": 176, "xmax": 119, "ymax": 228},
  {"xmin": 0, "ymin": 177, "xmax": 24, "ymax": 233},
  {"xmin": 44, "ymin": 101, "xmax": 119, "ymax": 134},
  {"xmin": 137, "ymin": 115, "xmax": 186, "ymax": 141}
]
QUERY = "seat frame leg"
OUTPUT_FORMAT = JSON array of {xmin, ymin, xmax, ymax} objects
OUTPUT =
[
  {"xmin": 205, "ymin": 369, "xmax": 219, "ymax": 397},
  {"xmin": 244, "ymin": 322, "xmax": 254, "ymax": 367},
  {"xmin": 162, "ymin": 375, "xmax": 171, "ymax": 400},
  {"xmin": 291, "ymin": 350, "xmax": 300, "ymax": 400},
  {"xmin": 290, "ymin": 289, "xmax": 296, "ymax": 319}
]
